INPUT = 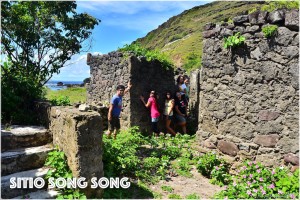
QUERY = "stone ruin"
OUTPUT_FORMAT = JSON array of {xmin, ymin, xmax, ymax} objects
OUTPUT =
[
  {"xmin": 87, "ymin": 52, "xmax": 176, "ymax": 133},
  {"xmin": 86, "ymin": 9, "xmax": 299, "ymax": 167},
  {"xmin": 197, "ymin": 9, "xmax": 299, "ymax": 166}
]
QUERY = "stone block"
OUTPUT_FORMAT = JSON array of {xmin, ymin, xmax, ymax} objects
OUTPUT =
[
  {"xmin": 217, "ymin": 140, "xmax": 239, "ymax": 156},
  {"xmin": 268, "ymin": 10, "xmax": 284, "ymax": 23},
  {"xmin": 233, "ymin": 15, "xmax": 248, "ymax": 25},
  {"xmin": 203, "ymin": 140, "xmax": 217, "ymax": 149},
  {"xmin": 257, "ymin": 110, "xmax": 280, "ymax": 121},
  {"xmin": 253, "ymin": 134, "xmax": 280, "ymax": 147},
  {"xmin": 284, "ymin": 153, "xmax": 299, "ymax": 166},
  {"xmin": 285, "ymin": 9, "xmax": 299, "ymax": 31},
  {"xmin": 50, "ymin": 107, "xmax": 103, "ymax": 198}
]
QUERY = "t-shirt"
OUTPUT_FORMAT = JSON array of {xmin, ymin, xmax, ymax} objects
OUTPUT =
[
  {"xmin": 175, "ymin": 98, "xmax": 187, "ymax": 115},
  {"xmin": 111, "ymin": 94, "xmax": 122, "ymax": 117},
  {"xmin": 179, "ymin": 83, "xmax": 187, "ymax": 95},
  {"xmin": 148, "ymin": 97, "xmax": 160, "ymax": 118},
  {"xmin": 164, "ymin": 99, "xmax": 173, "ymax": 116}
]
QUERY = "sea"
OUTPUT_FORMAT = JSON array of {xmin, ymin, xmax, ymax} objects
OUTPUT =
[{"xmin": 45, "ymin": 80, "xmax": 83, "ymax": 91}]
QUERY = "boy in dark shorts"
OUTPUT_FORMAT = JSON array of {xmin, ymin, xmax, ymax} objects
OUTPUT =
[{"xmin": 107, "ymin": 82, "xmax": 132, "ymax": 139}]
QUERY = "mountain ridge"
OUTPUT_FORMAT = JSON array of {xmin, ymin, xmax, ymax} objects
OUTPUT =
[{"xmin": 134, "ymin": 1, "xmax": 265, "ymax": 71}]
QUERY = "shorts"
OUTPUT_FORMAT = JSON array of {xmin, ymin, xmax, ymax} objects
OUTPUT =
[
  {"xmin": 175, "ymin": 114, "xmax": 186, "ymax": 123},
  {"xmin": 108, "ymin": 116, "xmax": 120, "ymax": 131},
  {"xmin": 151, "ymin": 117, "xmax": 159, "ymax": 122},
  {"xmin": 164, "ymin": 115, "xmax": 173, "ymax": 121}
]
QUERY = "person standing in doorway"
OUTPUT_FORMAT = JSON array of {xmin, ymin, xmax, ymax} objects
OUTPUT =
[
  {"xmin": 140, "ymin": 90, "xmax": 161, "ymax": 137},
  {"xmin": 163, "ymin": 91, "xmax": 176, "ymax": 136},
  {"xmin": 107, "ymin": 82, "xmax": 132, "ymax": 139},
  {"xmin": 174, "ymin": 91, "xmax": 187, "ymax": 134}
]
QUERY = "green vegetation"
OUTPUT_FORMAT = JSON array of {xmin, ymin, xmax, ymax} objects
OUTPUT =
[
  {"xmin": 102, "ymin": 127, "xmax": 198, "ymax": 198},
  {"xmin": 1, "ymin": 1, "xmax": 98, "ymax": 124},
  {"xmin": 168, "ymin": 194, "xmax": 182, "ymax": 199},
  {"xmin": 262, "ymin": 25, "xmax": 278, "ymax": 38},
  {"xmin": 223, "ymin": 32, "xmax": 246, "ymax": 49},
  {"xmin": 186, "ymin": 193, "xmax": 201, "ymax": 199},
  {"xmin": 50, "ymin": 96, "xmax": 71, "ymax": 106},
  {"xmin": 1, "ymin": 61, "xmax": 47, "ymax": 124},
  {"xmin": 182, "ymin": 53, "xmax": 201, "ymax": 73},
  {"xmin": 46, "ymin": 87, "xmax": 87, "ymax": 105},
  {"xmin": 262, "ymin": 0, "xmax": 299, "ymax": 12},
  {"xmin": 161, "ymin": 185, "xmax": 174, "ymax": 193},
  {"xmin": 135, "ymin": 1, "xmax": 266, "ymax": 71},
  {"xmin": 45, "ymin": 149, "xmax": 86, "ymax": 199},
  {"xmin": 214, "ymin": 161, "xmax": 299, "ymax": 199},
  {"xmin": 119, "ymin": 43, "xmax": 173, "ymax": 70}
]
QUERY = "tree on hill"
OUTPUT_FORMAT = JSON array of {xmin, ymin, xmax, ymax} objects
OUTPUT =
[{"xmin": 1, "ymin": 1, "xmax": 100, "ymax": 124}]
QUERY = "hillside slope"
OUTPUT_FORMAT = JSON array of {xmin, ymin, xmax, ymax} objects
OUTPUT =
[{"xmin": 135, "ymin": 1, "xmax": 265, "ymax": 71}]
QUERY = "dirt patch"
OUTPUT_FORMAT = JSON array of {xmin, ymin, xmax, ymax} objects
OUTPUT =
[{"xmin": 149, "ymin": 166, "xmax": 224, "ymax": 199}]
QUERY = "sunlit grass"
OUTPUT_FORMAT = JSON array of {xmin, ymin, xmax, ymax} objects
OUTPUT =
[{"xmin": 45, "ymin": 87, "xmax": 87, "ymax": 104}]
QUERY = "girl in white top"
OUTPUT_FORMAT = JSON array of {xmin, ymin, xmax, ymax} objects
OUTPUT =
[{"xmin": 163, "ymin": 91, "xmax": 176, "ymax": 136}]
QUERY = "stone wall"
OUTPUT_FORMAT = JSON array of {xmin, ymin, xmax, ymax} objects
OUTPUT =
[
  {"xmin": 87, "ymin": 52, "xmax": 176, "ymax": 133},
  {"xmin": 198, "ymin": 9, "xmax": 299, "ymax": 166},
  {"xmin": 49, "ymin": 107, "xmax": 103, "ymax": 198}
]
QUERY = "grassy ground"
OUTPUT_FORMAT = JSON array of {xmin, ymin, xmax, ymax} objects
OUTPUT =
[{"xmin": 45, "ymin": 87, "xmax": 87, "ymax": 104}]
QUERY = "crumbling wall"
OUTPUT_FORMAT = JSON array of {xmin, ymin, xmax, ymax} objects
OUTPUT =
[
  {"xmin": 87, "ymin": 52, "xmax": 176, "ymax": 133},
  {"xmin": 198, "ymin": 9, "xmax": 299, "ymax": 167}
]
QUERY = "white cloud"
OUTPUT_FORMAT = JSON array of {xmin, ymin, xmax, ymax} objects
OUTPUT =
[{"xmin": 50, "ymin": 52, "xmax": 101, "ymax": 81}]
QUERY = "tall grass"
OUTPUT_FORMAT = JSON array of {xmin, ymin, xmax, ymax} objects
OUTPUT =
[{"xmin": 45, "ymin": 87, "xmax": 87, "ymax": 104}]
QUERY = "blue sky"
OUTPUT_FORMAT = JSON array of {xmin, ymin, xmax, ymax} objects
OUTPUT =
[{"xmin": 51, "ymin": 0, "xmax": 213, "ymax": 82}]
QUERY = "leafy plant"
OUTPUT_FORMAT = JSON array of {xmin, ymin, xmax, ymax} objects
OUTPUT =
[
  {"xmin": 161, "ymin": 185, "xmax": 174, "ymax": 193},
  {"xmin": 248, "ymin": 7, "xmax": 257, "ymax": 14},
  {"xmin": 196, "ymin": 152, "xmax": 229, "ymax": 178},
  {"xmin": 262, "ymin": 25, "xmax": 278, "ymax": 38},
  {"xmin": 118, "ymin": 43, "xmax": 173, "ymax": 70},
  {"xmin": 262, "ymin": 0, "xmax": 299, "ymax": 12},
  {"xmin": 45, "ymin": 149, "xmax": 86, "ymax": 199},
  {"xmin": 50, "ymin": 96, "xmax": 71, "ymax": 106},
  {"xmin": 223, "ymin": 32, "xmax": 246, "ymax": 49},
  {"xmin": 186, "ymin": 193, "xmax": 200, "ymax": 199},
  {"xmin": 210, "ymin": 162, "xmax": 231, "ymax": 186},
  {"xmin": 168, "ymin": 194, "xmax": 182, "ymax": 199},
  {"xmin": 214, "ymin": 161, "xmax": 300, "ymax": 199}
]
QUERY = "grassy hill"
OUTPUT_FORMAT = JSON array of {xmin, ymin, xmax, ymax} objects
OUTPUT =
[{"xmin": 134, "ymin": 1, "xmax": 265, "ymax": 72}]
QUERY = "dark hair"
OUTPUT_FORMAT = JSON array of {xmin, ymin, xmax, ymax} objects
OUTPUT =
[
  {"xmin": 150, "ymin": 90, "xmax": 158, "ymax": 100},
  {"xmin": 176, "ymin": 75, "xmax": 184, "ymax": 84},
  {"xmin": 116, "ymin": 85, "xmax": 125, "ymax": 90},
  {"xmin": 165, "ymin": 90, "xmax": 173, "ymax": 99}
]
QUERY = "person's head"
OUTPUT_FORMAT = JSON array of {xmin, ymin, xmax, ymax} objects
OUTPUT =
[
  {"xmin": 176, "ymin": 75, "xmax": 185, "ymax": 84},
  {"xmin": 184, "ymin": 78, "xmax": 189, "ymax": 85},
  {"xmin": 165, "ymin": 91, "xmax": 172, "ymax": 100},
  {"xmin": 150, "ymin": 90, "xmax": 157, "ymax": 98},
  {"xmin": 175, "ymin": 91, "xmax": 181, "ymax": 100},
  {"xmin": 116, "ymin": 85, "xmax": 125, "ymax": 96}
]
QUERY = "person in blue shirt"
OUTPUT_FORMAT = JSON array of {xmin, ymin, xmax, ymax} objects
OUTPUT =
[{"xmin": 107, "ymin": 82, "xmax": 132, "ymax": 139}]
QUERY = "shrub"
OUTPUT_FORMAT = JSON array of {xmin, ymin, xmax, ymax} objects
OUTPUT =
[
  {"xmin": 223, "ymin": 32, "xmax": 246, "ymax": 49},
  {"xmin": 119, "ymin": 43, "xmax": 173, "ymax": 70},
  {"xmin": 186, "ymin": 193, "xmax": 200, "ymax": 199},
  {"xmin": 196, "ymin": 152, "xmax": 229, "ymax": 178},
  {"xmin": 183, "ymin": 53, "xmax": 201, "ymax": 72},
  {"xmin": 45, "ymin": 149, "xmax": 86, "ymax": 199},
  {"xmin": 214, "ymin": 160, "xmax": 300, "ymax": 199},
  {"xmin": 262, "ymin": 25, "xmax": 278, "ymax": 38},
  {"xmin": 50, "ymin": 96, "xmax": 71, "ymax": 106},
  {"xmin": 1, "ymin": 61, "xmax": 46, "ymax": 124},
  {"xmin": 262, "ymin": 0, "xmax": 299, "ymax": 12}
]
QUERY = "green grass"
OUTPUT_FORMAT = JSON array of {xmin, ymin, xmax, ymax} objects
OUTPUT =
[
  {"xmin": 135, "ymin": 1, "xmax": 266, "ymax": 71},
  {"xmin": 45, "ymin": 87, "xmax": 87, "ymax": 104}
]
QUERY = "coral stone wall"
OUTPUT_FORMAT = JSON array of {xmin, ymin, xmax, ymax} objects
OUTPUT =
[
  {"xmin": 87, "ymin": 52, "xmax": 176, "ymax": 133},
  {"xmin": 49, "ymin": 107, "xmax": 103, "ymax": 198},
  {"xmin": 198, "ymin": 9, "xmax": 299, "ymax": 166}
]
